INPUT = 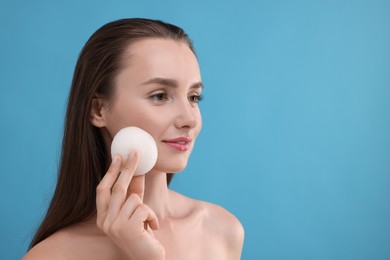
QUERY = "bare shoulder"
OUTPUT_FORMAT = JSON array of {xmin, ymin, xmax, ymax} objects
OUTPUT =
[
  {"xmin": 195, "ymin": 199, "xmax": 245, "ymax": 259},
  {"xmin": 170, "ymin": 190, "xmax": 244, "ymax": 256},
  {"xmin": 23, "ymin": 221, "xmax": 122, "ymax": 260},
  {"xmin": 23, "ymin": 231, "xmax": 71, "ymax": 260},
  {"xmin": 199, "ymin": 200, "xmax": 245, "ymax": 245}
]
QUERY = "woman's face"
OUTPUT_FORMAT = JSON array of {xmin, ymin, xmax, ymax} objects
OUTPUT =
[{"xmin": 101, "ymin": 38, "xmax": 203, "ymax": 173}]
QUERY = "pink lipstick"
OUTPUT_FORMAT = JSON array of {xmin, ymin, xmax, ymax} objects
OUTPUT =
[{"xmin": 163, "ymin": 137, "xmax": 192, "ymax": 151}]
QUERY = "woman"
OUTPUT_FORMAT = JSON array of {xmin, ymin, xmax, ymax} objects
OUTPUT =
[{"xmin": 24, "ymin": 18, "xmax": 244, "ymax": 259}]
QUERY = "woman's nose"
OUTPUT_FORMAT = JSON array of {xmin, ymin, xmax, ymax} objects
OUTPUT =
[{"xmin": 174, "ymin": 100, "xmax": 198, "ymax": 129}]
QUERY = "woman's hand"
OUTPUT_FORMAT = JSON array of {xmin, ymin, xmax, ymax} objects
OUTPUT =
[{"xmin": 96, "ymin": 151, "xmax": 165, "ymax": 260}]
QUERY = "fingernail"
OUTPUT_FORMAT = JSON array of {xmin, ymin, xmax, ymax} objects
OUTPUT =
[
  {"xmin": 113, "ymin": 155, "xmax": 120, "ymax": 163},
  {"xmin": 128, "ymin": 150, "xmax": 137, "ymax": 159}
]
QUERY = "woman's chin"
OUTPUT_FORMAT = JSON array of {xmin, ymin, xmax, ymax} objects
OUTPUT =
[{"xmin": 153, "ymin": 161, "xmax": 188, "ymax": 174}]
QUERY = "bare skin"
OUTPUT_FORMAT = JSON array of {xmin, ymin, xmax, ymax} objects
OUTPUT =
[
  {"xmin": 25, "ymin": 159, "xmax": 244, "ymax": 260},
  {"xmin": 24, "ymin": 39, "xmax": 244, "ymax": 259}
]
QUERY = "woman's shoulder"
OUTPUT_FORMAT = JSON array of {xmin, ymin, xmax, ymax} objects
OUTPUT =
[
  {"xmin": 23, "ymin": 221, "xmax": 125, "ymax": 260},
  {"xmin": 198, "ymin": 200, "xmax": 245, "ymax": 245},
  {"xmin": 171, "ymin": 190, "xmax": 245, "ymax": 251},
  {"xmin": 23, "ymin": 230, "xmax": 72, "ymax": 260}
]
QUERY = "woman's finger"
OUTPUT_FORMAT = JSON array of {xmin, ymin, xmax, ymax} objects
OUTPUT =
[
  {"xmin": 144, "ymin": 205, "xmax": 159, "ymax": 230},
  {"xmin": 130, "ymin": 203, "xmax": 160, "ymax": 231},
  {"xmin": 96, "ymin": 155, "xmax": 122, "ymax": 217},
  {"xmin": 118, "ymin": 193, "xmax": 142, "ymax": 221},
  {"xmin": 106, "ymin": 150, "xmax": 139, "ymax": 222},
  {"xmin": 129, "ymin": 175, "xmax": 145, "ymax": 201}
]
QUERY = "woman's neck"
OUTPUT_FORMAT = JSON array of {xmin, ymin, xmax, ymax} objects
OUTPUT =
[{"xmin": 143, "ymin": 171, "xmax": 172, "ymax": 220}]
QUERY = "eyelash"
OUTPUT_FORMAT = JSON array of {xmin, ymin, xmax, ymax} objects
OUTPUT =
[
  {"xmin": 189, "ymin": 94, "xmax": 203, "ymax": 103},
  {"xmin": 150, "ymin": 92, "xmax": 169, "ymax": 102},
  {"xmin": 150, "ymin": 92, "xmax": 203, "ymax": 104}
]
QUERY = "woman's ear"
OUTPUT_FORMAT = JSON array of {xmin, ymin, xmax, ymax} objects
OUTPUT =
[{"xmin": 90, "ymin": 97, "xmax": 107, "ymax": 128}]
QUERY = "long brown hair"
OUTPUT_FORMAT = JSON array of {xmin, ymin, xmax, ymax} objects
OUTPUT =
[{"xmin": 29, "ymin": 18, "xmax": 195, "ymax": 249}]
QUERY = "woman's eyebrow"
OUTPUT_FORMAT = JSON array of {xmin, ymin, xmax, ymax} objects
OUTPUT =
[
  {"xmin": 191, "ymin": 82, "xmax": 204, "ymax": 90},
  {"xmin": 141, "ymin": 77, "xmax": 204, "ymax": 89}
]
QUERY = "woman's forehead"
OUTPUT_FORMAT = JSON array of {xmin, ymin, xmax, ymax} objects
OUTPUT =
[{"xmin": 117, "ymin": 38, "xmax": 201, "ymax": 87}]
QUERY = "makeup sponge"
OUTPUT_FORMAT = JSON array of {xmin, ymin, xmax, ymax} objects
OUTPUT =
[{"xmin": 111, "ymin": 127, "xmax": 158, "ymax": 176}]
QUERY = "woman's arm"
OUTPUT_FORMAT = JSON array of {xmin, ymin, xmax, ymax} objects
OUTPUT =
[{"xmin": 227, "ymin": 217, "xmax": 245, "ymax": 260}]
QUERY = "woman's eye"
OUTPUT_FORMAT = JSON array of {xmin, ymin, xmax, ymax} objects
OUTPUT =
[
  {"xmin": 189, "ymin": 94, "xmax": 203, "ymax": 103},
  {"xmin": 151, "ymin": 92, "xmax": 168, "ymax": 102}
]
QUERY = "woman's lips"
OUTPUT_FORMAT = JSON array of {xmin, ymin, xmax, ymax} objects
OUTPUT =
[{"xmin": 163, "ymin": 137, "xmax": 192, "ymax": 151}]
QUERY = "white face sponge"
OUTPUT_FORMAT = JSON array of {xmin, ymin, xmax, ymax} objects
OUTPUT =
[{"xmin": 111, "ymin": 127, "xmax": 158, "ymax": 176}]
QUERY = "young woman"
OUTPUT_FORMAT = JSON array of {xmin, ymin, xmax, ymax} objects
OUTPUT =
[{"xmin": 24, "ymin": 18, "xmax": 244, "ymax": 259}]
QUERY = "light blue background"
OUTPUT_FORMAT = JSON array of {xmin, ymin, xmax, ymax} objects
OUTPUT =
[{"xmin": 1, "ymin": 0, "xmax": 389, "ymax": 259}]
